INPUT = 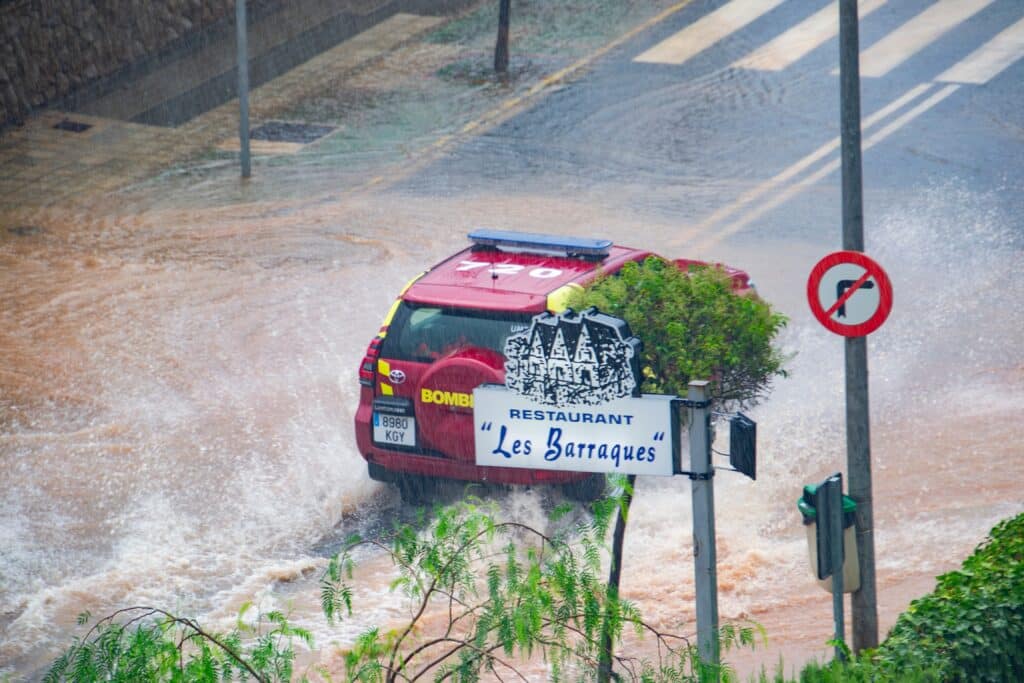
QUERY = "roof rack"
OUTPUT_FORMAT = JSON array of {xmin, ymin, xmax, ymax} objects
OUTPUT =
[{"xmin": 468, "ymin": 229, "xmax": 612, "ymax": 259}]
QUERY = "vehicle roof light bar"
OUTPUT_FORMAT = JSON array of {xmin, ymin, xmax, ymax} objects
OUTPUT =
[{"xmin": 468, "ymin": 229, "xmax": 612, "ymax": 258}]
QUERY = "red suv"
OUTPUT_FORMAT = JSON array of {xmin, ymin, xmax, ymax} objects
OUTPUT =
[{"xmin": 354, "ymin": 230, "xmax": 751, "ymax": 502}]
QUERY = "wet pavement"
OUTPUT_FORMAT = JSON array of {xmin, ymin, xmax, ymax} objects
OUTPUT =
[
  {"xmin": 404, "ymin": 0, "xmax": 1024, "ymax": 252},
  {"xmin": 0, "ymin": 12, "xmax": 447, "ymax": 211},
  {"xmin": 2, "ymin": 0, "xmax": 1024, "ymax": 679}
]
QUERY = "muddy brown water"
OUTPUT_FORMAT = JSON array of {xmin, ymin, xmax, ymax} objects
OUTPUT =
[{"xmin": 1, "ymin": 182, "xmax": 1022, "ymax": 679}]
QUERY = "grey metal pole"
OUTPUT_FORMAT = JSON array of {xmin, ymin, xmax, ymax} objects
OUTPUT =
[
  {"xmin": 237, "ymin": 0, "xmax": 251, "ymax": 178},
  {"xmin": 838, "ymin": 0, "xmax": 862, "ymax": 251},
  {"xmin": 688, "ymin": 380, "xmax": 719, "ymax": 670},
  {"xmin": 838, "ymin": 0, "xmax": 878, "ymax": 651},
  {"xmin": 825, "ymin": 475, "xmax": 845, "ymax": 661},
  {"xmin": 494, "ymin": 0, "xmax": 511, "ymax": 73}
]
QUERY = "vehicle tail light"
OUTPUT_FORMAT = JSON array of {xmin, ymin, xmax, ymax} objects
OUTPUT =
[{"xmin": 359, "ymin": 336, "xmax": 383, "ymax": 387}]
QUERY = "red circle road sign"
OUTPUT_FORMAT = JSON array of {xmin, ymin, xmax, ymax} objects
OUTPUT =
[{"xmin": 807, "ymin": 251, "xmax": 893, "ymax": 337}]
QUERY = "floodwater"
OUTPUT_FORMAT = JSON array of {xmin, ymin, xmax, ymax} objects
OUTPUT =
[
  {"xmin": 2, "ymin": 171, "xmax": 1021, "ymax": 679},
  {"xmin": 6, "ymin": 0, "xmax": 1024, "ymax": 676}
]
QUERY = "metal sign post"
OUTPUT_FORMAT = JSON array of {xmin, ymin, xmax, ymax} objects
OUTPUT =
[
  {"xmin": 686, "ymin": 380, "xmax": 719, "ymax": 669},
  {"xmin": 236, "ymin": 0, "xmax": 251, "ymax": 178},
  {"xmin": 815, "ymin": 474, "xmax": 846, "ymax": 661},
  {"xmin": 838, "ymin": 0, "xmax": 878, "ymax": 651}
]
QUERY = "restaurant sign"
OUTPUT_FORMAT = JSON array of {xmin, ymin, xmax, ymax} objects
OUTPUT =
[{"xmin": 473, "ymin": 308, "xmax": 678, "ymax": 476}]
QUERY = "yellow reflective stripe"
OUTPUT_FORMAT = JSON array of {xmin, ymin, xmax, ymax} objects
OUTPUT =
[
  {"xmin": 546, "ymin": 283, "xmax": 584, "ymax": 313},
  {"xmin": 379, "ymin": 272, "xmax": 426, "ymax": 336},
  {"xmin": 400, "ymin": 272, "xmax": 425, "ymax": 295},
  {"xmin": 378, "ymin": 359, "xmax": 391, "ymax": 376},
  {"xmin": 380, "ymin": 383, "xmax": 393, "ymax": 396},
  {"xmin": 380, "ymin": 300, "xmax": 401, "ymax": 334}
]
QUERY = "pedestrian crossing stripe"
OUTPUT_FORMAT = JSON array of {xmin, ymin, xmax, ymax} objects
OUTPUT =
[
  {"xmin": 858, "ymin": 0, "xmax": 996, "ymax": 78},
  {"xmin": 637, "ymin": 0, "xmax": 1024, "ymax": 87},
  {"xmin": 732, "ymin": 0, "xmax": 888, "ymax": 72},
  {"xmin": 633, "ymin": 0, "xmax": 786, "ymax": 65},
  {"xmin": 938, "ymin": 15, "xmax": 1024, "ymax": 84}
]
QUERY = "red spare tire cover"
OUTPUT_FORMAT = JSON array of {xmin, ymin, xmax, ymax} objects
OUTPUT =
[{"xmin": 416, "ymin": 347, "xmax": 504, "ymax": 462}]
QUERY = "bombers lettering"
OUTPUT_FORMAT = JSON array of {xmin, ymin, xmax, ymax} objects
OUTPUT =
[
  {"xmin": 507, "ymin": 408, "xmax": 633, "ymax": 425},
  {"xmin": 421, "ymin": 389, "xmax": 474, "ymax": 408}
]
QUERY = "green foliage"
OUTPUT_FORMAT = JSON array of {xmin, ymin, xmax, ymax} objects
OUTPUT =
[
  {"xmin": 566, "ymin": 257, "xmax": 788, "ymax": 408},
  {"xmin": 868, "ymin": 511, "xmax": 1024, "ymax": 682},
  {"xmin": 750, "ymin": 657, "xmax": 941, "ymax": 683},
  {"xmin": 321, "ymin": 495, "xmax": 759, "ymax": 682},
  {"xmin": 760, "ymin": 512, "xmax": 1024, "ymax": 683},
  {"xmin": 45, "ymin": 605, "xmax": 311, "ymax": 683}
]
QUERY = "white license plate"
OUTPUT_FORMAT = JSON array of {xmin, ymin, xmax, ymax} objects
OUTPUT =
[{"xmin": 373, "ymin": 412, "xmax": 416, "ymax": 447}]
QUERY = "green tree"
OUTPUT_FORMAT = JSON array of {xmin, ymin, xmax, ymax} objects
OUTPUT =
[
  {"xmin": 566, "ymin": 257, "xmax": 788, "ymax": 408},
  {"xmin": 320, "ymin": 496, "xmax": 760, "ymax": 682},
  {"xmin": 45, "ymin": 604, "xmax": 311, "ymax": 682}
]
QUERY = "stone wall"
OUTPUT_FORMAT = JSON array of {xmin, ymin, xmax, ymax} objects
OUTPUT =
[{"xmin": 0, "ymin": 0, "xmax": 254, "ymax": 127}]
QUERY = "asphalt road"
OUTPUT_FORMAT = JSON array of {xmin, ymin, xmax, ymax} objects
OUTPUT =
[{"xmin": 399, "ymin": 0, "xmax": 1024, "ymax": 254}]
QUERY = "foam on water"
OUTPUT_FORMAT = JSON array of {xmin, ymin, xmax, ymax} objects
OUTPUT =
[
  {"xmin": 0, "ymin": 198, "xmax": 428, "ymax": 674},
  {"xmin": 2, "ymin": 181, "xmax": 1020, "ymax": 677}
]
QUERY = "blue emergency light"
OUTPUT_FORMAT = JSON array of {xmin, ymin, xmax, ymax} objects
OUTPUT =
[{"xmin": 468, "ymin": 229, "xmax": 612, "ymax": 259}]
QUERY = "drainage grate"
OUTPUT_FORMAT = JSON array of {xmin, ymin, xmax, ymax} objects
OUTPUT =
[
  {"xmin": 53, "ymin": 119, "xmax": 92, "ymax": 133},
  {"xmin": 250, "ymin": 121, "xmax": 335, "ymax": 144}
]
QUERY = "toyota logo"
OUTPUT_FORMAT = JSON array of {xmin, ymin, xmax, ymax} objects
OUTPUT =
[{"xmin": 388, "ymin": 369, "xmax": 406, "ymax": 384}]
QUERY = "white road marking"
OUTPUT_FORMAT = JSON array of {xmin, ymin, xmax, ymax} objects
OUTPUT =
[
  {"xmin": 689, "ymin": 84, "xmax": 960, "ymax": 252},
  {"xmin": 859, "ymin": 0, "xmax": 995, "ymax": 78},
  {"xmin": 672, "ymin": 83, "xmax": 933, "ymax": 246},
  {"xmin": 938, "ymin": 14, "xmax": 1024, "ymax": 84},
  {"xmin": 733, "ymin": 0, "xmax": 888, "ymax": 72},
  {"xmin": 634, "ymin": 0, "xmax": 786, "ymax": 65}
]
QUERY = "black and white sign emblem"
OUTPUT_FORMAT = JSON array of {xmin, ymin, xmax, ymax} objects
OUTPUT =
[
  {"xmin": 388, "ymin": 369, "xmax": 406, "ymax": 384},
  {"xmin": 503, "ymin": 308, "xmax": 641, "ymax": 407}
]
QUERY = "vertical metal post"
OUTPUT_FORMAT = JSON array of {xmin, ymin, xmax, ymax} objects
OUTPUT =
[
  {"xmin": 688, "ymin": 380, "xmax": 719, "ymax": 670},
  {"xmin": 838, "ymin": 0, "xmax": 863, "ymax": 250},
  {"xmin": 494, "ymin": 0, "xmax": 511, "ymax": 73},
  {"xmin": 838, "ymin": 0, "xmax": 878, "ymax": 651},
  {"xmin": 236, "ymin": 0, "xmax": 251, "ymax": 178},
  {"xmin": 824, "ymin": 475, "xmax": 846, "ymax": 661}
]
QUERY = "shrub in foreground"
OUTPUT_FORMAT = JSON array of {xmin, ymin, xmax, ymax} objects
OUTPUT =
[
  {"xmin": 760, "ymin": 512, "xmax": 1024, "ymax": 682},
  {"xmin": 871, "ymin": 511, "xmax": 1024, "ymax": 681}
]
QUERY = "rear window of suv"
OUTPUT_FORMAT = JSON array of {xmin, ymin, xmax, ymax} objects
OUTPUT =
[{"xmin": 381, "ymin": 302, "xmax": 532, "ymax": 363}]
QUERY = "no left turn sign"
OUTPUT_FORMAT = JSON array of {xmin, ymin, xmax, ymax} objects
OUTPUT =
[{"xmin": 807, "ymin": 251, "xmax": 893, "ymax": 337}]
